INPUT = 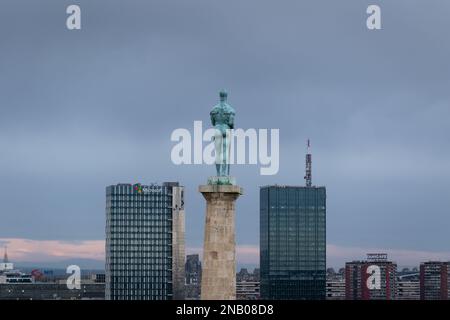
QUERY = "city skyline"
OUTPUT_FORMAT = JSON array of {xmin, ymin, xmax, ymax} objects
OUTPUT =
[{"xmin": 1, "ymin": 0, "xmax": 450, "ymax": 270}]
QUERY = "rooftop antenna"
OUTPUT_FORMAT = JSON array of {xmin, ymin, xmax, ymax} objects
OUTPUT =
[{"xmin": 304, "ymin": 139, "xmax": 312, "ymax": 187}]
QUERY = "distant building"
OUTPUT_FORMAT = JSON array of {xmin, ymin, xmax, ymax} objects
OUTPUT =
[
  {"xmin": 0, "ymin": 248, "xmax": 14, "ymax": 272},
  {"xmin": 326, "ymin": 279, "xmax": 345, "ymax": 300},
  {"xmin": 185, "ymin": 254, "xmax": 201, "ymax": 300},
  {"xmin": 235, "ymin": 268, "xmax": 261, "ymax": 300},
  {"xmin": 105, "ymin": 182, "xmax": 185, "ymax": 300},
  {"xmin": 185, "ymin": 254, "xmax": 201, "ymax": 285},
  {"xmin": 91, "ymin": 273, "xmax": 105, "ymax": 283},
  {"xmin": 397, "ymin": 279, "xmax": 420, "ymax": 300},
  {"xmin": 420, "ymin": 261, "xmax": 449, "ymax": 300},
  {"xmin": 0, "ymin": 272, "xmax": 34, "ymax": 284},
  {"xmin": 236, "ymin": 268, "xmax": 260, "ymax": 282},
  {"xmin": 0, "ymin": 248, "xmax": 34, "ymax": 284},
  {"xmin": 396, "ymin": 270, "xmax": 419, "ymax": 300},
  {"xmin": 345, "ymin": 253, "xmax": 397, "ymax": 300},
  {"xmin": 0, "ymin": 249, "xmax": 105, "ymax": 300},
  {"xmin": 236, "ymin": 281, "xmax": 260, "ymax": 300},
  {"xmin": 237, "ymin": 268, "xmax": 250, "ymax": 281},
  {"xmin": 326, "ymin": 268, "xmax": 345, "ymax": 300},
  {"xmin": 185, "ymin": 283, "xmax": 200, "ymax": 300},
  {"xmin": 253, "ymin": 268, "xmax": 260, "ymax": 280},
  {"xmin": 0, "ymin": 283, "xmax": 105, "ymax": 300}
]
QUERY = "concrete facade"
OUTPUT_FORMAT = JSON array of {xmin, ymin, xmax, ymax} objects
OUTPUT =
[
  {"xmin": 199, "ymin": 184, "xmax": 243, "ymax": 300},
  {"xmin": 172, "ymin": 185, "xmax": 186, "ymax": 300}
]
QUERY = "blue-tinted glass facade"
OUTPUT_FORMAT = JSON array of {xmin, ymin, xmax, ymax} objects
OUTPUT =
[
  {"xmin": 105, "ymin": 183, "xmax": 184, "ymax": 300},
  {"xmin": 260, "ymin": 186, "xmax": 326, "ymax": 300}
]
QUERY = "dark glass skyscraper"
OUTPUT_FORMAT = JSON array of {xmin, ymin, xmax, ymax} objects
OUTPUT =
[
  {"xmin": 260, "ymin": 141, "xmax": 326, "ymax": 300},
  {"xmin": 260, "ymin": 185, "xmax": 326, "ymax": 299},
  {"xmin": 105, "ymin": 182, "xmax": 185, "ymax": 300}
]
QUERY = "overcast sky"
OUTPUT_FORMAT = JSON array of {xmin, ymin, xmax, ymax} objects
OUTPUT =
[{"xmin": 0, "ymin": 0, "xmax": 449, "ymax": 267}]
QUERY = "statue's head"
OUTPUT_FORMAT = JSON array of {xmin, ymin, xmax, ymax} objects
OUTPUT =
[{"xmin": 219, "ymin": 90, "xmax": 228, "ymax": 102}]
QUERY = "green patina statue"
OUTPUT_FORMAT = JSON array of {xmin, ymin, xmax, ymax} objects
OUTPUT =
[{"xmin": 209, "ymin": 91, "xmax": 235, "ymax": 183}]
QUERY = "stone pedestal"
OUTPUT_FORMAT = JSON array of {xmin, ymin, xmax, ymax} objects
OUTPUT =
[{"xmin": 199, "ymin": 184, "xmax": 243, "ymax": 300}]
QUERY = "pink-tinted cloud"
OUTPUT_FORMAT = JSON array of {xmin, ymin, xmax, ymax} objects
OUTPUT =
[
  {"xmin": 327, "ymin": 244, "xmax": 450, "ymax": 267},
  {"xmin": 2, "ymin": 238, "xmax": 449, "ymax": 268},
  {"xmin": 0, "ymin": 238, "xmax": 104, "ymax": 262}
]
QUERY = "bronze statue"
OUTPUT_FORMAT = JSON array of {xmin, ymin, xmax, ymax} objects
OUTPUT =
[{"xmin": 210, "ymin": 91, "xmax": 235, "ymax": 178}]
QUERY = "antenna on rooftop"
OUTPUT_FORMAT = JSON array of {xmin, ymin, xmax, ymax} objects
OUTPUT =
[{"xmin": 305, "ymin": 139, "xmax": 312, "ymax": 187}]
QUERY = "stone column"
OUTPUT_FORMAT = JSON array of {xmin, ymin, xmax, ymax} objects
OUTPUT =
[{"xmin": 199, "ymin": 184, "xmax": 243, "ymax": 300}]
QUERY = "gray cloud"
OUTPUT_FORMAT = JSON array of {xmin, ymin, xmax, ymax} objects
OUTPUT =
[{"xmin": 0, "ymin": 1, "xmax": 450, "ymax": 259}]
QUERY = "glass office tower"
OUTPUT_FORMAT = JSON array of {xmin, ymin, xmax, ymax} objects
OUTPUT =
[
  {"xmin": 105, "ymin": 182, "xmax": 185, "ymax": 300},
  {"xmin": 260, "ymin": 185, "xmax": 326, "ymax": 299}
]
